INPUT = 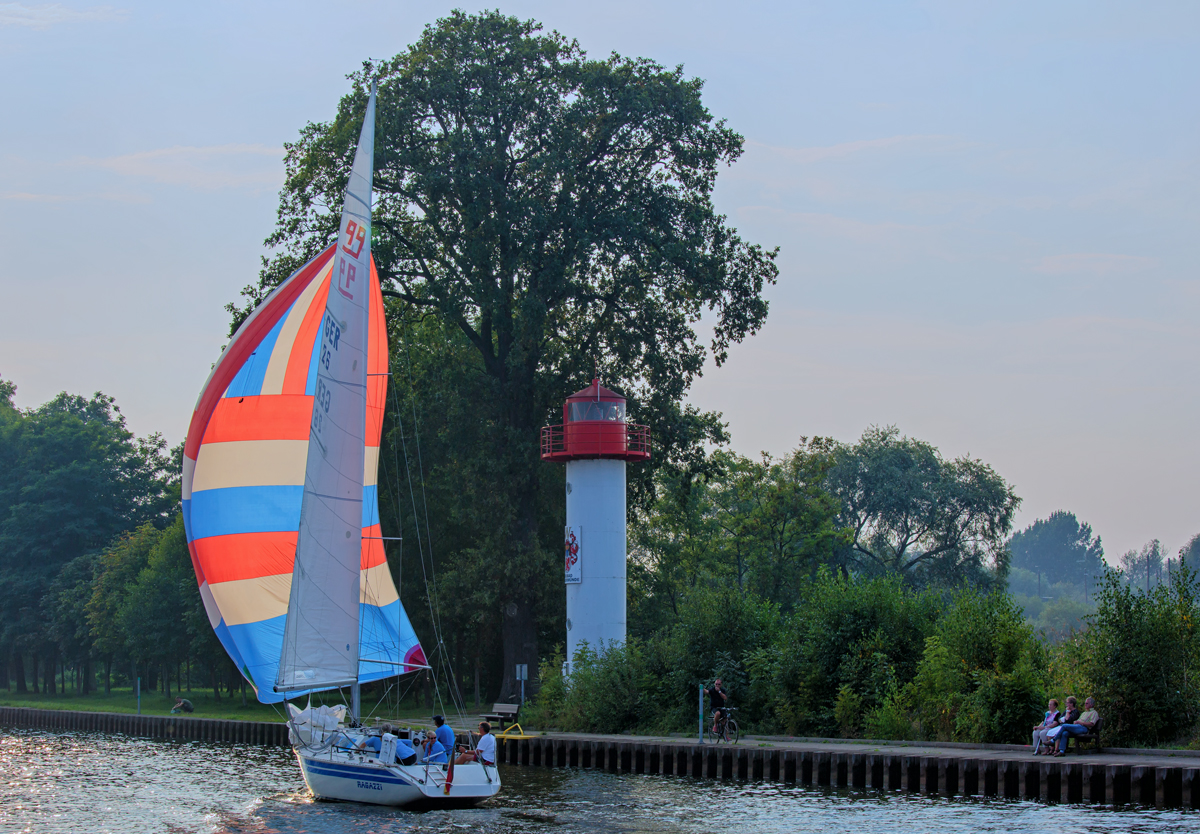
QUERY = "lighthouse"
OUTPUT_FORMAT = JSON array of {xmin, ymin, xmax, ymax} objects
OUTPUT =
[{"xmin": 541, "ymin": 380, "xmax": 650, "ymax": 673}]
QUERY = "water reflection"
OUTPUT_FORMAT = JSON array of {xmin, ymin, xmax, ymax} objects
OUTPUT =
[{"xmin": 0, "ymin": 729, "xmax": 1194, "ymax": 834}]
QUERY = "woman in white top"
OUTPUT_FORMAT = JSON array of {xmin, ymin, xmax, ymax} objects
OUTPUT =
[{"xmin": 1031, "ymin": 698, "xmax": 1063, "ymax": 754}]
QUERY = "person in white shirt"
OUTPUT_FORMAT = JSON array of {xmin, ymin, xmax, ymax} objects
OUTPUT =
[{"xmin": 455, "ymin": 721, "xmax": 496, "ymax": 766}]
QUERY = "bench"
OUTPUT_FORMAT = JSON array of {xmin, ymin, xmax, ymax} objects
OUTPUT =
[
  {"xmin": 481, "ymin": 702, "xmax": 520, "ymax": 731},
  {"xmin": 1066, "ymin": 717, "xmax": 1103, "ymax": 753}
]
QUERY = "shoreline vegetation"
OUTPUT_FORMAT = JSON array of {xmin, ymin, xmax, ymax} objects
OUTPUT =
[
  {"xmin": 2, "ymin": 375, "xmax": 1199, "ymax": 752},
  {"xmin": 525, "ymin": 566, "xmax": 1200, "ymax": 751}
]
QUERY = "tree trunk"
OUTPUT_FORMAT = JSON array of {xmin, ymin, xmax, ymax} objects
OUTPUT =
[
  {"xmin": 12, "ymin": 652, "xmax": 25, "ymax": 693},
  {"xmin": 240, "ymin": 677, "xmax": 247, "ymax": 707},
  {"xmin": 164, "ymin": 664, "xmax": 171, "ymax": 699},
  {"xmin": 474, "ymin": 654, "xmax": 481, "ymax": 709},
  {"xmin": 104, "ymin": 657, "xmax": 111, "ymax": 695},
  {"xmin": 44, "ymin": 652, "xmax": 55, "ymax": 695},
  {"xmin": 497, "ymin": 461, "xmax": 543, "ymax": 702},
  {"xmin": 500, "ymin": 597, "xmax": 539, "ymax": 702},
  {"xmin": 0, "ymin": 650, "xmax": 7, "ymax": 690}
]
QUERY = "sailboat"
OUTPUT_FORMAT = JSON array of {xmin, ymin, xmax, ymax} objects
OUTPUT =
[{"xmin": 180, "ymin": 81, "xmax": 501, "ymax": 807}]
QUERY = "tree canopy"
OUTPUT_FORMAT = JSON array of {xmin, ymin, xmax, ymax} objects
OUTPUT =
[
  {"xmin": 238, "ymin": 10, "xmax": 778, "ymax": 697},
  {"xmin": 0, "ymin": 382, "xmax": 177, "ymax": 665},
  {"xmin": 1007, "ymin": 510, "xmax": 1104, "ymax": 586},
  {"xmin": 826, "ymin": 426, "xmax": 1020, "ymax": 586}
]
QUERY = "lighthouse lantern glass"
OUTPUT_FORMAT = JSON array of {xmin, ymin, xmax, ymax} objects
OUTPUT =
[{"xmin": 568, "ymin": 401, "xmax": 626, "ymax": 422}]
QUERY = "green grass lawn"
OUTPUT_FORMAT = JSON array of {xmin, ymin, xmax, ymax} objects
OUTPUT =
[
  {"xmin": 0, "ymin": 688, "xmax": 285, "ymax": 722},
  {"xmin": 0, "ymin": 687, "xmax": 492, "ymax": 728}
]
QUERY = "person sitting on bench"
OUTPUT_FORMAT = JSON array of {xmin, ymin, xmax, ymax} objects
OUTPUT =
[
  {"xmin": 1054, "ymin": 697, "xmax": 1100, "ymax": 756},
  {"xmin": 1031, "ymin": 697, "xmax": 1063, "ymax": 754}
]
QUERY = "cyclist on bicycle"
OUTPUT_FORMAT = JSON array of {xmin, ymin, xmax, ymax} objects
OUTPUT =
[{"xmin": 705, "ymin": 678, "xmax": 730, "ymax": 734}]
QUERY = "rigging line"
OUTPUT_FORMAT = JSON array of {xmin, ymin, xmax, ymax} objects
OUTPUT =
[
  {"xmin": 395, "ymin": 321, "xmax": 466, "ymax": 720},
  {"xmin": 402, "ymin": 327, "xmax": 470, "ymax": 720},
  {"xmin": 391, "ymin": 334, "xmax": 445, "ymax": 714},
  {"xmin": 382, "ymin": 371, "xmax": 410, "ymax": 720}
]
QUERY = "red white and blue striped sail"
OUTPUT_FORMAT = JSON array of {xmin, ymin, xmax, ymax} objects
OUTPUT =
[
  {"xmin": 181, "ymin": 88, "xmax": 425, "ymax": 702},
  {"xmin": 181, "ymin": 252, "xmax": 426, "ymax": 702}
]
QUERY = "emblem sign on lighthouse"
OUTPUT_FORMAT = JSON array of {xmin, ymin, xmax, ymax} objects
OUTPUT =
[
  {"xmin": 564, "ymin": 527, "xmax": 582, "ymax": 584},
  {"xmin": 542, "ymin": 380, "xmax": 650, "ymax": 673}
]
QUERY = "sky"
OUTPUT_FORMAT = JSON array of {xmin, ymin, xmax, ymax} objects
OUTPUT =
[{"xmin": 1, "ymin": 0, "xmax": 1196, "ymax": 561}]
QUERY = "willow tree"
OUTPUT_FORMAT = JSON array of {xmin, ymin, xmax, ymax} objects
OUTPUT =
[{"xmin": 240, "ymin": 11, "xmax": 778, "ymax": 699}]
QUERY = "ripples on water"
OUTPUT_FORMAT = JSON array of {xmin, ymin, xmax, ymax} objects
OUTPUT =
[{"xmin": 0, "ymin": 729, "xmax": 1194, "ymax": 834}]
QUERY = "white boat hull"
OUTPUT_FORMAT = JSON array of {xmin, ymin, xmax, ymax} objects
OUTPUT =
[{"xmin": 296, "ymin": 747, "xmax": 501, "ymax": 808}]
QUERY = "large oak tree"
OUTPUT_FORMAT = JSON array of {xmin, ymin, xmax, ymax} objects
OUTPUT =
[{"xmin": 239, "ymin": 11, "xmax": 778, "ymax": 698}]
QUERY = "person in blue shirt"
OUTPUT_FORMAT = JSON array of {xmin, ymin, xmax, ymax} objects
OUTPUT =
[
  {"xmin": 395, "ymin": 736, "xmax": 418, "ymax": 766},
  {"xmin": 433, "ymin": 715, "xmax": 456, "ymax": 757},
  {"xmin": 419, "ymin": 729, "xmax": 447, "ymax": 764},
  {"xmin": 354, "ymin": 734, "xmax": 382, "ymax": 755}
]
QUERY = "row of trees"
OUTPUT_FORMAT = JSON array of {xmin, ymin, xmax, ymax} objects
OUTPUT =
[
  {"xmin": 0, "ymin": 379, "xmax": 256, "ymax": 700},
  {"xmin": 631, "ymin": 427, "xmax": 1020, "ymax": 633}
]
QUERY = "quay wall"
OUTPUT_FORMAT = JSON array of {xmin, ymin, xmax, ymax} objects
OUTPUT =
[
  {"xmin": 0, "ymin": 706, "xmax": 289, "ymax": 746},
  {"xmin": 5, "ymin": 706, "xmax": 1200, "ymax": 808},
  {"xmin": 497, "ymin": 733, "xmax": 1200, "ymax": 809}
]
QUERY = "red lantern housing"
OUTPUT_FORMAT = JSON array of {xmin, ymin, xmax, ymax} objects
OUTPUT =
[{"xmin": 540, "ymin": 379, "xmax": 650, "ymax": 462}]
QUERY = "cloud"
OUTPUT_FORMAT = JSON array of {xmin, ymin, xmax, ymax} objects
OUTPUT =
[
  {"xmin": 0, "ymin": 3, "xmax": 126, "ymax": 28},
  {"xmin": 1033, "ymin": 253, "xmax": 1158, "ymax": 276},
  {"xmin": 75, "ymin": 144, "xmax": 284, "ymax": 190}
]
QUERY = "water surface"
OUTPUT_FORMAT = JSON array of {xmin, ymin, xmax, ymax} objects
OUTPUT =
[{"xmin": 0, "ymin": 729, "xmax": 1193, "ymax": 833}]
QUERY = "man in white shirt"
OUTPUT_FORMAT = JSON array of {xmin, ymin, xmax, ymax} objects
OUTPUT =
[{"xmin": 455, "ymin": 721, "xmax": 496, "ymax": 766}]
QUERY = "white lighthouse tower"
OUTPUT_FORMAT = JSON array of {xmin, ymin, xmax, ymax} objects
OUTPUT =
[{"xmin": 541, "ymin": 380, "xmax": 650, "ymax": 673}]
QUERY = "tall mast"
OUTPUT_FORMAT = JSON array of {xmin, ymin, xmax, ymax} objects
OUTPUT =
[{"xmin": 275, "ymin": 81, "xmax": 378, "ymax": 701}]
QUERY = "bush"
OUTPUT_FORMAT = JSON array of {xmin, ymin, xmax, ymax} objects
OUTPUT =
[
  {"xmin": 527, "ymin": 587, "xmax": 779, "ymax": 735},
  {"xmin": 766, "ymin": 569, "xmax": 940, "ymax": 736},
  {"xmin": 1071, "ymin": 564, "xmax": 1200, "ymax": 747},
  {"xmin": 908, "ymin": 589, "xmax": 1046, "ymax": 743}
]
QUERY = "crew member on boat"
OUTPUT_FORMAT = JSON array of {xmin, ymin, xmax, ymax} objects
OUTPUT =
[
  {"xmin": 395, "ymin": 735, "xmax": 418, "ymax": 766},
  {"xmin": 455, "ymin": 722, "xmax": 496, "ymax": 766},
  {"xmin": 419, "ymin": 729, "xmax": 448, "ymax": 764},
  {"xmin": 354, "ymin": 734, "xmax": 383, "ymax": 755},
  {"xmin": 433, "ymin": 715, "xmax": 456, "ymax": 755}
]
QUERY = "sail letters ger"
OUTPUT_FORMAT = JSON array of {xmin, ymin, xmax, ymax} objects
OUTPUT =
[{"xmin": 276, "ymin": 84, "xmax": 378, "ymax": 693}]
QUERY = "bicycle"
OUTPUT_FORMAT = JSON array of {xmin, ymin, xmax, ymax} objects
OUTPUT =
[{"xmin": 708, "ymin": 707, "xmax": 739, "ymax": 744}]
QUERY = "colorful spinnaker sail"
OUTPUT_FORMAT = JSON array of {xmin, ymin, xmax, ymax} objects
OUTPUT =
[{"xmin": 181, "ymin": 88, "xmax": 425, "ymax": 703}]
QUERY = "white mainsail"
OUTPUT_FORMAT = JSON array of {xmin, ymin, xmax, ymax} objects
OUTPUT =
[{"xmin": 276, "ymin": 83, "xmax": 378, "ymax": 694}]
